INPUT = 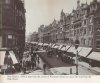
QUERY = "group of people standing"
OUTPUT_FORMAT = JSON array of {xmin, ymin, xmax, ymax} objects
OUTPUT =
[{"xmin": 20, "ymin": 51, "xmax": 40, "ymax": 74}]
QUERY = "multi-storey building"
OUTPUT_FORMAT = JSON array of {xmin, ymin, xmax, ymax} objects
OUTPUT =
[
  {"xmin": 41, "ymin": 19, "xmax": 59, "ymax": 44},
  {"xmin": 57, "ymin": 10, "xmax": 67, "ymax": 44},
  {"xmin": 38, "ymin": 0, "xmax": 100, "ymax": 52},
  {"xmin": 30, "ymin": 32, "xmax": 39, "ymax": 42},
  {"xmin": 38, "ymin": 25, "xmax": 45, "ymax": 43},
  {"xmin": 64, "ymin": 0, "xmax": 100, "ymax": 51},
  {"xmin": 0, "ymin": 0, "xmax": 26, "ymax": 55}
]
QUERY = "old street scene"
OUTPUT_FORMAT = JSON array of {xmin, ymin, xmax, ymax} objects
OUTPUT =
[{"xmin": 0, "ymin": 0, "xmax": 100, "ymax": 75}]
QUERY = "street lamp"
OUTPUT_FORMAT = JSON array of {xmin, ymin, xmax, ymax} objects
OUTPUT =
[{"xmin": 75, "ymin": 39, "xmax": 80, "ymax": 75}]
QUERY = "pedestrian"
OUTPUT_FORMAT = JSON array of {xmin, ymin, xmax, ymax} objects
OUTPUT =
[
  {"xmin": 37, "ymin": 54, "xmax": 40, "ymax": 65},
  {"xmin": 43, "ymin": 64, "xmax": 46, "ymax": 72}
]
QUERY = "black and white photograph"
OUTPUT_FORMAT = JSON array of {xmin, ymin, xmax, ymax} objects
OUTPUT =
[{"xmin": 0, "ymin": 0, "xmax": 100, "ymax": 75}]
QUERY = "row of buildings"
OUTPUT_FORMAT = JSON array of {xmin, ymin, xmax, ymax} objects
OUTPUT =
[
  {"xmin": 0, "ymin": 0, "xmax": 26, "ymax": 59},
  {"xmin": 31, "ymin": 0, "xmax": 100, "ymax": 52}
]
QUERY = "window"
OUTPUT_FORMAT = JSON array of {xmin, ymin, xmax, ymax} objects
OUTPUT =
[
  {"xmin": 84, "ymin": 29, "xmax": 86, "ymax": 34},
  {"xmin": 83, "ymin": 39, "xmax": 86, "ymax": 45},
  {"xmin": 97, "ymin": 19, "xmax": 100, "ymax": 24},
  {"xmin": 84, "ymin": 20, "xmax": 87, "ymax": 25},
  {"xmin": 5, "ymin": 0, "xmax": 10, "ymax": 4},
  {"xmin": 2, "ymin": 35, "xmax": 7, "ymax": 47},
  {"xmin": 96, "ymin": 41, "xmax": 100, "ymax": 45},
  {"xmin": 89, "ymin": 17, "xmax": 93, "ymax": 23}
]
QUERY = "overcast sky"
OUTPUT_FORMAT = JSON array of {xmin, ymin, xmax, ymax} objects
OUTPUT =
[{"xmin": 25, "ymin": 0, "xmax": 93, "ymax": 35}]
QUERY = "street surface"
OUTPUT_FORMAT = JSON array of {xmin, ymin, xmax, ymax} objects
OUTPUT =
[{"xmin": 14, "ymin": 50, "xmax": 99, "ymax": 75}]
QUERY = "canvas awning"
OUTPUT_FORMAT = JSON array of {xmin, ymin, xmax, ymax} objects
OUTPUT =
[
  {"xmin": 51, "ymin": 44, "xmax": 56, "ymax": 48},
  {"xmin": 58, "ymin": 45, "xmax": 63, "ymax": 50},
  {"xmin": 78, "ymin": 47, "xmax": 92, "ymax": 57},
  {"xmin": 87, "ymin": 52, "xmax": 100, "ymax": 61},
  {"xmin": 48, "ymin": 43, "xmax": 53, "ymax": 47},
  {"xmin": 0, "ymin": 51, "xmax": 18, "ymax": 66},
  {"xmin": 73, "ymin": 47, "xmax": 83, "ymax": 54},
  {"xmin": 53, "ymin": 45, "xmax": 60, "ymax": 49},
  {"xmin": 38, "ymin": 43, "xmax": 43, "ymax": 46},
  {"xmin": 31, "ymin": 42, "xmax": 38, "ymax": 44},
  {"xmin": 67, "ymin": 46, "xmax": 76, "ymax": 53},
  {"xmin": 60, "ymin": 45, "xmax": 70, "ymax": 51},
  {"xmin": 43, "ymin": 43, "xmax": 48, "ymax": 46}
]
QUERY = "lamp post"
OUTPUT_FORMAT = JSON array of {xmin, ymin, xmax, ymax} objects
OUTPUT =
[{"xmin": 75, "ymin": 39, "xmax": 80, "ymax": 75}]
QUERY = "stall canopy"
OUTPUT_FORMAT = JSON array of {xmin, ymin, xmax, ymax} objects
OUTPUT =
[
  {"xmin": 43, "ymin": 43, "xmax": 48, "ymax": 46},
  {"xmin": 31, "ymin": 42, "xmax": 38, "ymax": 44},
  {"xmin": 78, "ymin": 47, "xmax": 92, "ymax": 57},
  {"xmin": 60, "ymin": 45, "xmax": 70, "ymax": 51},
  {"xmin": 58, "ymin": 45, "xmax": 63, "ymax": 50},
  {"xmin": 67, "ymin": 46, "xmax": 76, "ymax": 53},
  {"xmin": 48, "ymin": 43, "xmax": 53, "ymax": 47},
  {"xmin": 87, "ymin": 52, "xmax": 100, "ymax": 61},
  {"xmin": 53, "ymin": 45, "xmax": 60, "ymax": 49},
  {"xmin": 38, "ymin": 43, "xmax": 43, "ymax": 46},
  {"xmin": 51, "ymin": 44, "xmax": 56, "ymax": 48},
  {"xmin": 0, "ymin": 51, "xmax": 18, "ymax": 66},
  {"xmin": 73, "ymin": 47, "xmax": 83, "ymax": 54}
]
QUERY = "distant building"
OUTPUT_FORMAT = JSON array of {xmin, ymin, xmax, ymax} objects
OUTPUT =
[
  {"xmin": 30, "ymin": 32, "xmax": 39, "ymax": 42},
  {"xmin": 38, "ymin": 25, "xmax": 45, "ymax": 43}
]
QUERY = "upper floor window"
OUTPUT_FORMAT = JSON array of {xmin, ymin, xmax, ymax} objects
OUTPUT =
[
  {"xmin": 84, "ymin": 29, "xmax": 86, "ymax": 34},
  {"xmin": 5, "ymin": 0, "xmax": 10, "ymax": 4}
]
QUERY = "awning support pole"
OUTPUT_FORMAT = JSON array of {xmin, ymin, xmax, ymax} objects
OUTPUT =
[{"xmin": 76, "ymin": 50, "xmax": 78, "ymax": 75}]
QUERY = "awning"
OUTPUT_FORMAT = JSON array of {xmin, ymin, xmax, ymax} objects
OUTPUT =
[
  {"xmin": 66, "ymin": 45, "xmax": 71, "ymax": 50},
  {"xmin": 38, "ymin": 43, "xmax": 43, "ymax": 46},
  {"xmin": 87, "ymin": 52, "xmax": 100, "ymax": 61},
  {"xmin": 61, "ymin": 46, "xmax": 66, "ymax": 51},
  {"xmin": 73, "ymin": 47, "xmax": 83, "ymax": 54},
  {"xmin": 67, "ymin": 46, "xmax": 76, "ymax": 53},
  {"xmin": 53, "ymin": 45, "xmax": 60, "ymax": 49},
  {"xmin": 48, "ymin": 43, "xmax": 53, "ymax": 47},
  {"xmin": 31, "ymin": 42, "xmax": 38, "ymax": 44},
  {"xmin": 0, "ymin": 51, "xmax": 6, "ymax": 66},
  {"xmin": 58, "ymin": 45, "xmax": 63, "ymax": 50},
  {"xmin": 0, "ymin": 51, "xmax": 18, "ymax": 66},
  {"xmin": 78, "ymin": 47, "xmax": 92, "ymax": 57},
  {"xmin": 51, "ymin": 44, "xmax": 56, "ymax": 48},
  {"xmin": 10, "ymin": 51, "xmax": 18, "ymax": 64},
  {"xmin": 43, "ymin": 43, "xmax": 48, "ymax": 46}
]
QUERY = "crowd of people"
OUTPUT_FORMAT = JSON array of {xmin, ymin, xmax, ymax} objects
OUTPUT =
[
  {"xmin": 1, "ymin": 43, "xmax": 75, "ymax": 75},
  {"xmin": 20, "ymin": 50, "xmax": 40, "ymax": 74}
]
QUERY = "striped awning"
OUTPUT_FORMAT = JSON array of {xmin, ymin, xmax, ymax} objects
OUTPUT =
[{"xmin": 0, "ymin": 51, "xmax": 18, "ymax": 66}]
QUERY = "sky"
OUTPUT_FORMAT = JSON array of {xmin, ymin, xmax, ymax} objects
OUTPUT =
[{"xmin": 25, "ymin": 0, "xmax": 93, "ymax": 35}]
